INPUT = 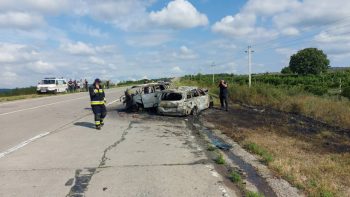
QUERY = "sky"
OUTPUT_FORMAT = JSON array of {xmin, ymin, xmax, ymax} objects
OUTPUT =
[{"xmin": 1, "ymin": 0, "xmax": 350, "ymax": 88}]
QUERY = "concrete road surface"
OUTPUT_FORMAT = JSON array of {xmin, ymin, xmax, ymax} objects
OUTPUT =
[{"xmin": 0, "ymin": 88, "xmax": 237, "ymax": 197}]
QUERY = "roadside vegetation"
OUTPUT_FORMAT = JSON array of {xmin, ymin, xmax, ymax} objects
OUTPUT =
[
  {"xmin": 0, "ymin": 87, "xmax": 47, "ymax": 102},
  {"xmin": 117, "ymin": 78, "xmax": 171, "ymax": 87},
  {"xmin": 180, "ymin": 72, "xmax": 350, "ymax": 129},
  {"xmin": 215, "ymin": 153, "xmax": 226, "ymax": 164},
  {"xmin": 179, "ymin": 48, "xmax": 350, "ymax": 196}
]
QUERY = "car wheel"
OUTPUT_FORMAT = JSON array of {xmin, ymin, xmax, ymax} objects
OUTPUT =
[
  {"xmin": 192, "ymin": 107, "xmax": 199, "ymax": 116},
  {"xmin": 209, "ymin": 101, "xmax": 214, "ymax": 108}
]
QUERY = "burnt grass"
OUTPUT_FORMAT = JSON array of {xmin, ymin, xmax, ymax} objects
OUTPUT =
[{"xmin": 202, "ymin": 104, "xmax": 350, "ymax": 154}]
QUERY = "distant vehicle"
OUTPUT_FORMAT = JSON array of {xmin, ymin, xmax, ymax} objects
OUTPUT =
[
  {"xmin": 157, "ymin": 86, "xmax": 213, "ymax": 116},
  {"xmin": 37, "ymin": 78, "xmax": 68, "ymax": 94},
  {"xmin": 122, "ymin": 82, "xmax": 170, "ymax": 111}
]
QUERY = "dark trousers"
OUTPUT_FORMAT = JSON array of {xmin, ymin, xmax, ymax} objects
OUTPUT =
[
  {"xmin": 220, "ymin": 95, "xmax": 228, "ymax": 110},
  {"xmin": 92, "ymin": 105, "xmax": 107, "ymax": 126}
]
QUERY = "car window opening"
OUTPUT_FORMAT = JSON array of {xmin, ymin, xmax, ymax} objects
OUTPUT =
[
  {"xmin": 162, "ymin": 93, "xmax": 183, "ymax": 101},
  {"xmin": 42, "ymin": 80, "xmax": 56, "ymax": 84}
]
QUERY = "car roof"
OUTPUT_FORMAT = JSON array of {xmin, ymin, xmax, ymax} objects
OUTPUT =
[
  {"xmin": 130, "ymin": 82, "xmax": 170, "ymax": 89},
  {"xmin": 162, "ymin": 86, "xmax": 199, "ymax": 93}
]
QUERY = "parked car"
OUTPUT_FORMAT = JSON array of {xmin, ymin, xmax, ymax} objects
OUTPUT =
[
  {"xmin": 37, "ymin": 77, "xmax": 68, "ymax": 94},
  {"xmin": 157, "ymin": 86, "xmax": 213, "ymax": 116},
  {"xmin": 122, "ymin": 82, "xmax": 170, "ymax": 111}
]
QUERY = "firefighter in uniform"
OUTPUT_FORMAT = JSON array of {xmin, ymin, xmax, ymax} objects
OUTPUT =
[{"xmin": 89, "ymin": 78, "xmax": 107, "ymax": 130}]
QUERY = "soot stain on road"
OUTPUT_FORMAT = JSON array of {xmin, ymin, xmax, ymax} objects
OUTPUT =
[{"xmin": 66, "ymin": 121, "xmax": 135, "ymax": 197}]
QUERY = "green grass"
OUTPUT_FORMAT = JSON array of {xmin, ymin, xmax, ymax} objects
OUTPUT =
[
  {"xmin": 229, "ymin": 170, "xmax": 242, "ymax": 183},
  {"xmin": 244, "ymin": 142, "xmax": 274, "ymax": 164},
  {"xmin": 215, "ymin": 153, "xmax": 226, "ymax": 165},
  {"xmin": 207, "ymin": 145, "xmax": 217, "ymax": 151},
  {"xmin": 0, "ymin": 94, "xmax": 49, "ymax": 102},
  {"xmin": 246, "ymin": 191, "xmax": 265, "ymax": 197}
]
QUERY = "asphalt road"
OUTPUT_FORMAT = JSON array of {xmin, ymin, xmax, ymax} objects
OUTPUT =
[{"xmin": 0, "ymin": 87, "xmax": 237, "ymax": 197}]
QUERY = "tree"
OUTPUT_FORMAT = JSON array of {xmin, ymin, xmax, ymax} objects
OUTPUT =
[
  {"xmin": 289, "ymin": 48, "xmax": 330, "ymax": 75},
  {"xmin": 281, "ymin": 66, "xmax": 293, "ymax": 74}
]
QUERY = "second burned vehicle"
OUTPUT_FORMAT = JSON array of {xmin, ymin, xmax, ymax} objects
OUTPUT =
[
  {"xmin": 157, "ymin": 86, "xmax": 213, "ymax": 116},
  {"xmin": 122, "ymin": 82, "xmax": 170, "ymax": 111}
]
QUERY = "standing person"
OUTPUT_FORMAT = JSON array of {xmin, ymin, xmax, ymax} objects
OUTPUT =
[
  {"xmin": 68, "ymin": 79, "xmax": 73, "ymax": 93},
  {"xmin": 89, "ymin": 78, "xmax": 107, "ymax": 130},
  {"xmin": 73, "ymin": 80, "xmax": 77, "ymax": 92},
  {"xmin": 106, "ymin": 80, "xmax": 110, "ymax": 89},
  {"xmin": 84, "ymin": 79, "xmax": 88, "ymax": 92},
  {"xmin": 218, "ymin": 79, "xmax": 228, "ymax": 111}
]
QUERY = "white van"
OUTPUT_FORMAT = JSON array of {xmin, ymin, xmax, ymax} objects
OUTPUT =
[{"xmin": 37, "ymin": 78, "xmax": 68, "ymax": 94}]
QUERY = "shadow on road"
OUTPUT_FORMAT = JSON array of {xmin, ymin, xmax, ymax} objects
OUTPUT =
[{"xmin": 74, "ymin": 122, "xmax": 95, "ymax": 129}]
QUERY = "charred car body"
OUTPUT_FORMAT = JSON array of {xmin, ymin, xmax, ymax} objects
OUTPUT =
[
  {"xmin": 122, "ymin": 82, "xmax": 170, "ymax": 111},
  {"xmin": 158, "ymin": 86, "xmax": 213, "ymax": 116}
]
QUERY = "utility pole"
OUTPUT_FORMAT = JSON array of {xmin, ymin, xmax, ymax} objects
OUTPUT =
[
  {"xmin": 211, "ymin": 62, "xmax": 215, "ymax": 84},
  {"xmin": 245, "ymin": 46, "xmax": 254, "ymax": 88}
]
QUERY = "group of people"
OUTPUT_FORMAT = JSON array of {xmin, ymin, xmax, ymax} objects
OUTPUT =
[{"xmin": 68, "ymin": 79, "xmax": 89, "ymax": 92}]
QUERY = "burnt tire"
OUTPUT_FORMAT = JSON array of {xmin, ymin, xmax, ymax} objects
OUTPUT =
[
  {"xmin": 192, "ymin": 107, "xmax": 199, "ymax": 116},
  {"xmin": 209, "ymin": 101, "xmax": 214, "ymax": 108}
]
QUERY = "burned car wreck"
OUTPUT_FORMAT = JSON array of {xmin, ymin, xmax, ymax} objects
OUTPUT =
[
  {"xmin": 157, "ymin": 86, "xmax": 213, "ymax": 116},
  {"xmin": 122, "ymin": 82, "xmax": 170, "ymax": 111}
]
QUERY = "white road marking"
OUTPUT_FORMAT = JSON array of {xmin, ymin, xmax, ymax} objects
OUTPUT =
[
  {"xmin": 0, "ymin": 99, "xmax": 120, "ymax": 159},
  {"xmin": 0, "ymin": 132, "xmax": 50, "ymax": 159},
  {"xmin": 0, "ymin": 96, "xmax": 87, "ymax": 116},
  {"xmin": 0, "ymin": 92, "xmax": 88, "ymax": 106}
]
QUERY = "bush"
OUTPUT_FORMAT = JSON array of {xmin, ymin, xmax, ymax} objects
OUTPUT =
[
  {"xmin": 304, "ymin": 85, "xmax": 328, "ymax": 96},
  {"xmin": 341, "ymin": 86, "xmax": 350, "ymax": 99},
  {"xmin": 246, "ymin": 191, "xmax": 265, "ymax": 197},
  {"xmin": 215, "ymin": 153, "xmax": 226, "ymax": 164},
  {"xmin": 281, "ymin": 66, "xmax": 293, "ymax": 74},
  {"xmin": 229, "ymin": 171, "xmax": 242, "ymax": 183}
]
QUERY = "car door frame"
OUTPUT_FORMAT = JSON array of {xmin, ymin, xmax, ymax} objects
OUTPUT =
[{"xmin": 141, "ymin": 85, "xmax": 161, "ymax": 108}]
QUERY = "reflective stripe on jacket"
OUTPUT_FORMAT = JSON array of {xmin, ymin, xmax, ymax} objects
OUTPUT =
[{"xmin": 89, "ymin": 85, "xmax": 105, "ymax": 105}]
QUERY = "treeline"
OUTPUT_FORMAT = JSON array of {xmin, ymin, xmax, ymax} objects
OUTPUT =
[
  {"xmin": 0, "ymin": 87, "xmax": 37, "ymax": 97},
  {"xmin": 183, "ymin": 71, "xmax": 350, "ymax": 97},
  {"xmin": 117, "ymin": 78, "xmax": 172, "ymax": 86}
]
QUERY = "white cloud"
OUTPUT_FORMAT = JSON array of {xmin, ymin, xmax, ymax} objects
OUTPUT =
[
  {"xmin": 212, "ymin": 13, "xmax": 255, "ymax": 37},
  {"xmin": 0, "ymin": 12, "xmax": 44, "ymax": 30},
  {"xmin": 172, "ymin": 46, "xmax": 198, "ymax": 60},
  {"xmin": 0, "ymin": 43, "xmax": 37, "ymax": 63},
  {"xmin": 89, "ymin": 56, "xmax": 106, "ymax": 65},
  {"xmin": 0, "ymin": 71, "xmax": 18, "ymax": 85},
  {"xmin": 126, "ymin": 33, "xmax": 173, "ymax": 47},
  {"xmin": 150, "ymin": 0, "xmax": 208, "ymax": 29},
  {"xmin": 273, "ymin": 0, "xmax": 350, "ymax": 29},
  {"xmin": 171, "ymin": 66, "xmax": 182, "ymax": 73},
  {"xmin": 61, "ymin": 41, "xmax": 95, "ymax": 55},
  {"xmin": 71, "ymin": 23, "xmax": 108, "ymax": 38},
  {"xmin": 281, "ymin": 27, "xmax": 300, "ymax": 36},
  {"xmin": 244, "ymin": 0, "xmax": 299, "ymax": 16},
  {"xmin": 29, "ymin": 60, "xmax": 56, "ymax": 74},
  {"xmin": 0, "ymin": 0, "xmax": 71, "ymax": 14},
  {"xmin": 80, "ymin": 0, "xmax": 152, "ymax": 31}
]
